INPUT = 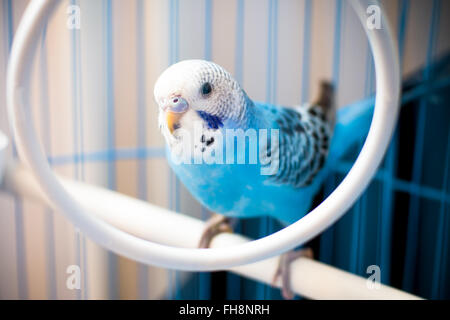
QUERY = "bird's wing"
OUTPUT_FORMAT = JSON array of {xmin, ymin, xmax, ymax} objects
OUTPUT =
[{"xmin": 264, "ymin": 104, "xmax": 333, "ymax": 188}]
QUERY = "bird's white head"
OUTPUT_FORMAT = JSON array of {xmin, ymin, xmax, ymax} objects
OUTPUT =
[{"xmin": 154, "ymin": 60, "xmax": 250, "ymax": 144}]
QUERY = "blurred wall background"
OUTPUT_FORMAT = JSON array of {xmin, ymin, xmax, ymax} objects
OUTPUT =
[{"xmin": 0, "ymin": 0, "xmax": 449, "ymax": 299}]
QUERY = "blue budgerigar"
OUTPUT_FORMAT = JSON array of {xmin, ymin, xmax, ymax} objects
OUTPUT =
[{"xmin": 154, "ymin": 59, "xmax": 372, "ymax": 298}]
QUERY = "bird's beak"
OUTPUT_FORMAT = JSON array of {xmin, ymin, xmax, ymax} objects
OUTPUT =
[{"xmin": 166, "ymin": 111, "xmax": 184, "ymax": 134}]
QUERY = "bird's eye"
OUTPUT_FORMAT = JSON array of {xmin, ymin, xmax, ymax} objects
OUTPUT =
[{"xmin": 201, "ymin": 82, "xmax": 212, "ymax": 97}]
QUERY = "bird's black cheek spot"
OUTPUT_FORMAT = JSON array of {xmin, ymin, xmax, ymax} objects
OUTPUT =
[
  {"xmin": 206, "ymin": 137, "xmax": 214, "ymax": 146},
  {"xmin": 201, "ymin": 134, "xmax": 206, "ymax": 143}
]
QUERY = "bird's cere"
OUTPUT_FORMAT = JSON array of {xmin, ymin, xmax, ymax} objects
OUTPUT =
[{"xmin": 167, "ymin": 96, "xmax": 189, "ymax": 113}]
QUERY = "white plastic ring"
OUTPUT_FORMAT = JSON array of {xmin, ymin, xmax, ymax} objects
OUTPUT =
[
  {"xmin": 0, "ymin": 131, "xmax": 8, "ymax": 186},
  {"xmin": 7, "ymin": 0, "xmax": 399, "ymax": 271}
]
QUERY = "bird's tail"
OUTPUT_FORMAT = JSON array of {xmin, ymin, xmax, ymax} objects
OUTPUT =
[
  {"xmin": 313, "ymin": 81, "xmax": 335, "ymax": 125},
  {"xmin": 327, "ymin": 97, "xmax": 375, "ymax": 163}
]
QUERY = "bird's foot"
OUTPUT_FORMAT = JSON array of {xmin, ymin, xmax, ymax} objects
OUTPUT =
[
  {"xmin": 272, "ymin": 248, "xmax": 313, "ymax": 299},
  {"xmin": 198, "ymin": 214, "xmax": 233, "ymax": 248}
]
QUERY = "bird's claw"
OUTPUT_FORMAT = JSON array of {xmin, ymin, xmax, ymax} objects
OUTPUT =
[
  {"xmin": 272, "ymin": 248, "xmax": 313, "ymax": 299},
  {"xmin": 198, "ymin": 214, "xmax": 233, "ymax": 248}
]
